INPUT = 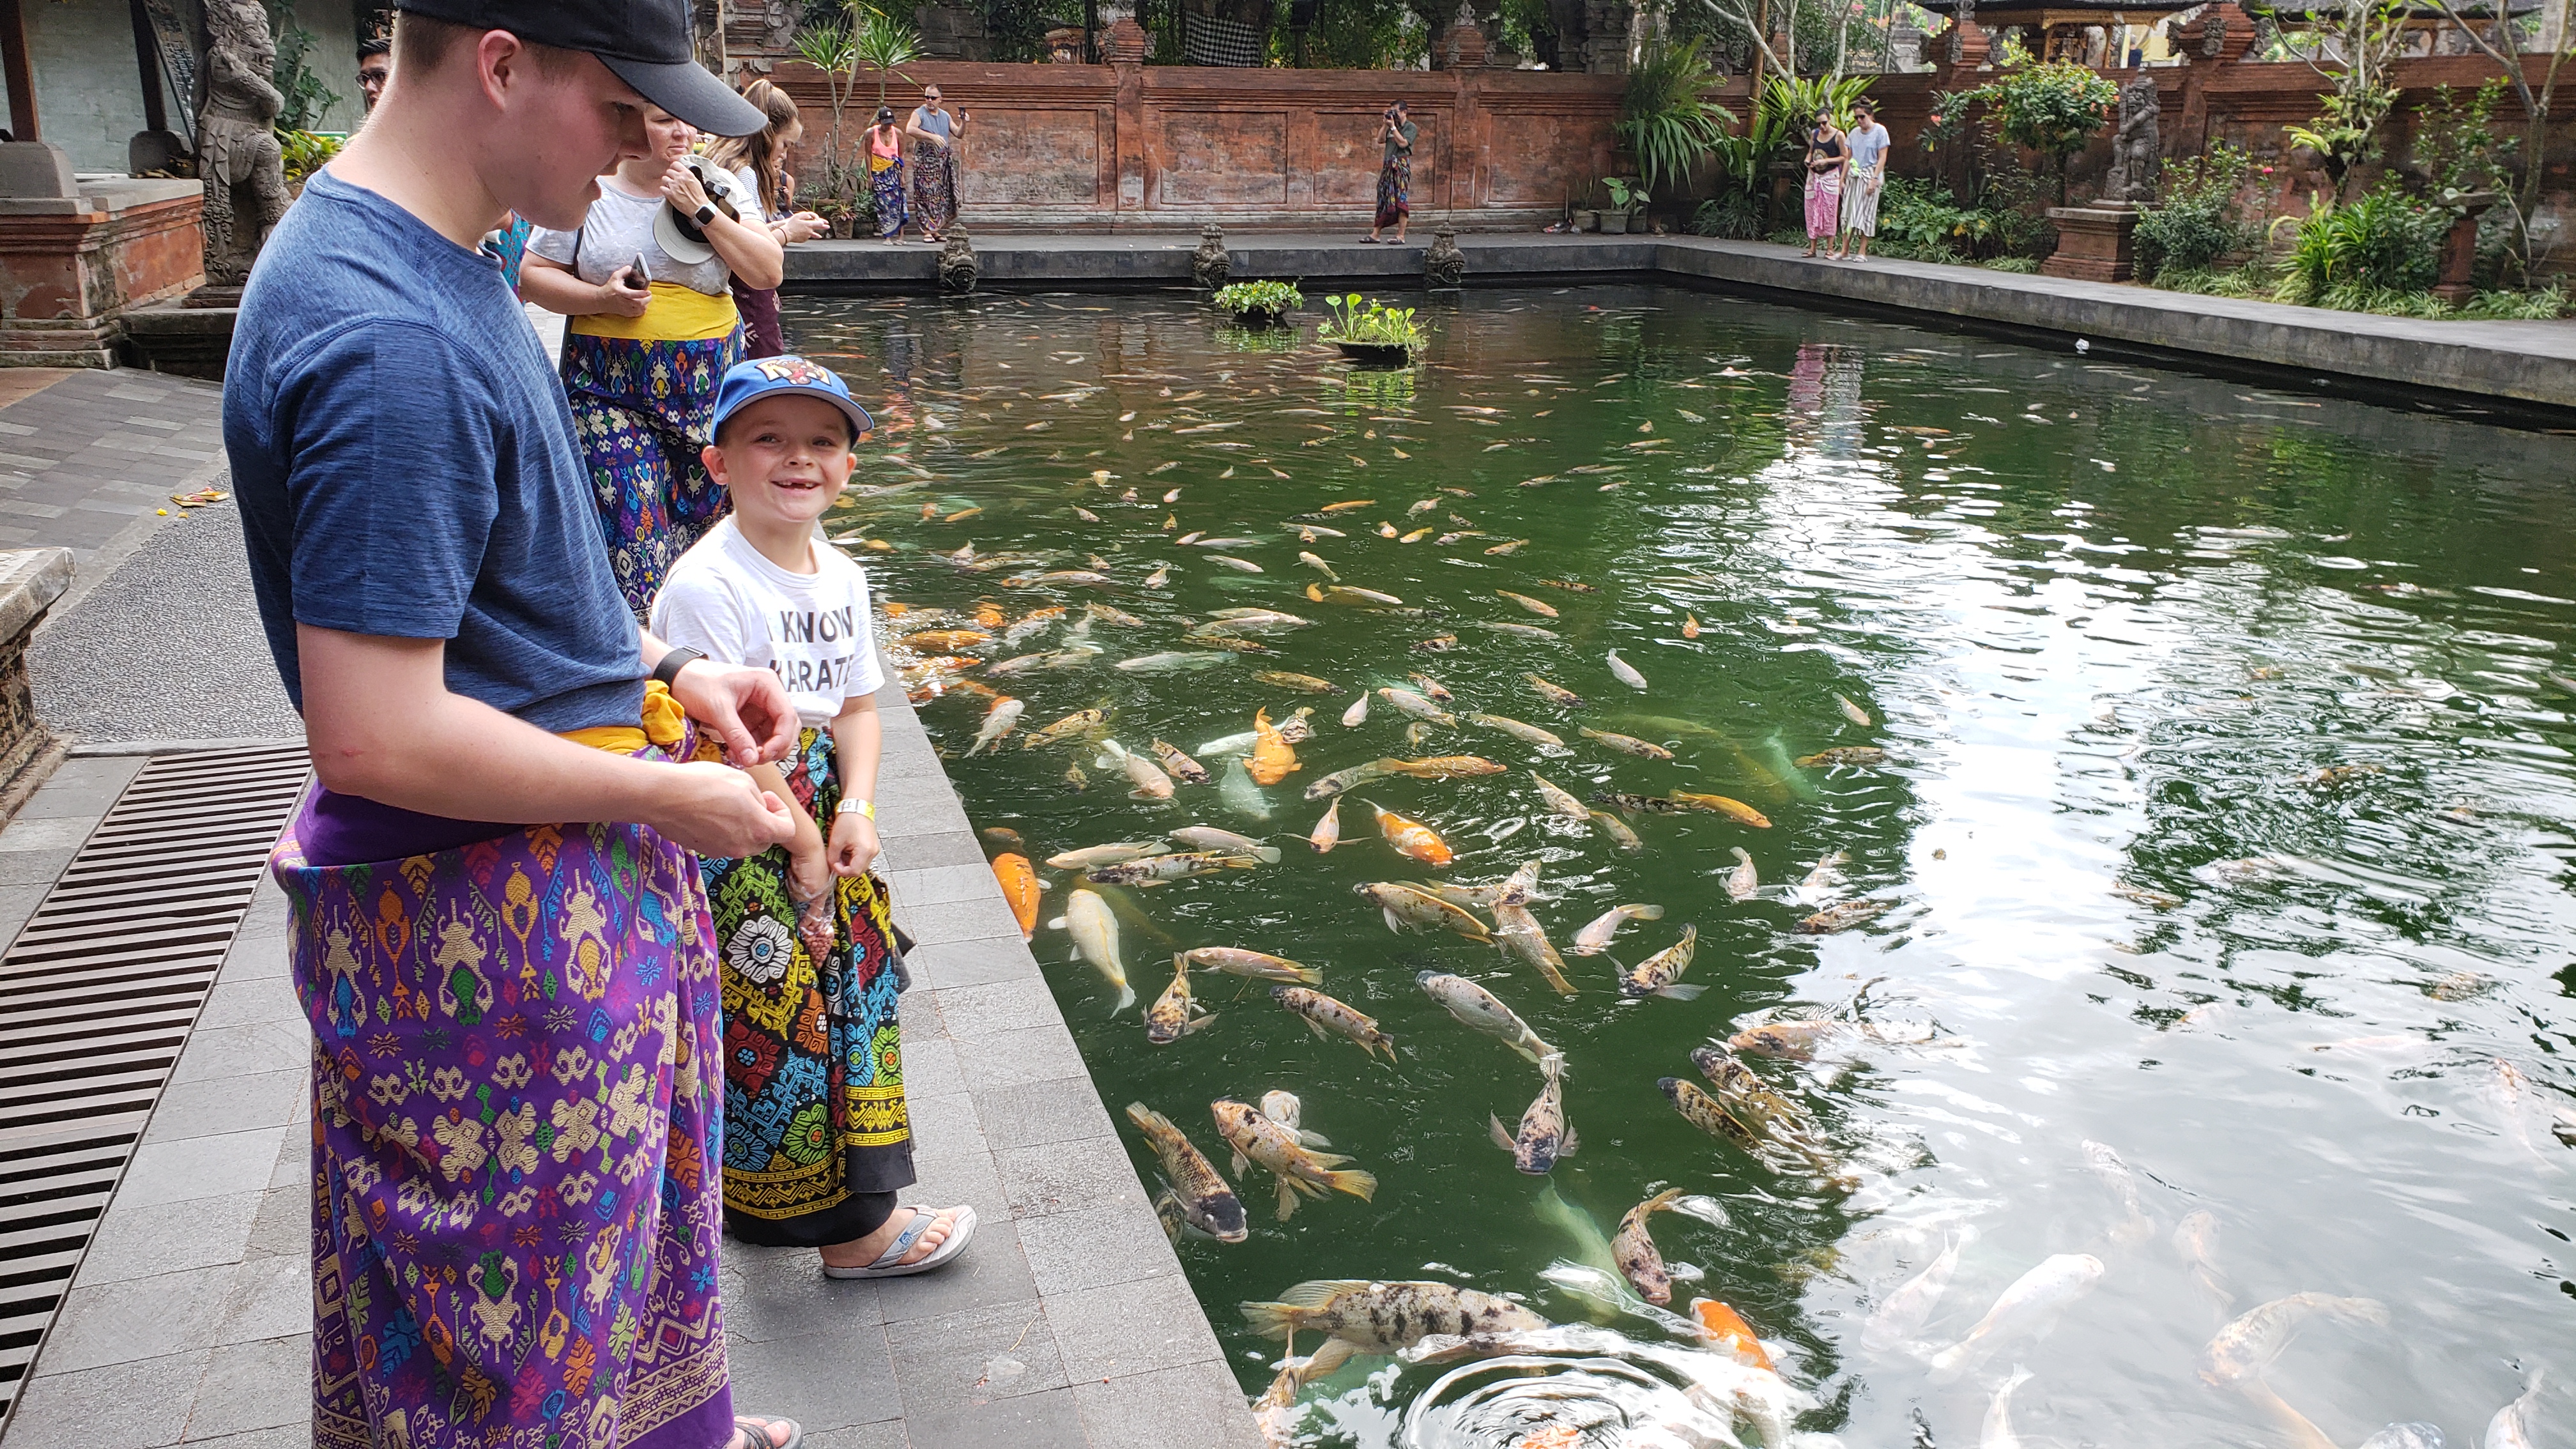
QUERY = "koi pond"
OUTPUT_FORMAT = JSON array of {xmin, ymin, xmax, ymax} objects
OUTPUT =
[{"xmin": 791, "ymin": 284, "xmax": 2573, "ymax": 1449}]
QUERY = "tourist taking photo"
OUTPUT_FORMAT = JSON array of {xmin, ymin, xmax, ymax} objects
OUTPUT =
[{"xmin": 521, "ymin": 100, "xmax": 786, "ymax": 619}]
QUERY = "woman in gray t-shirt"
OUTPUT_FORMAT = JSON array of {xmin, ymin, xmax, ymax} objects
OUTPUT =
[{"xmin": 519, "ymin": 106, "xmax": 783, "ymax": 618}]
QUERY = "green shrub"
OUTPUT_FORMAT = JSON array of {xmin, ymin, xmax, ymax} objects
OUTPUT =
[
  {"xmin": 1951, "ymin": 59, "xmax": 2118, "ymax": 204},
  {"xmin": 1211, "ymin": 280, "xmax": 1303, "ymax": 316},
  {"xmin": 2453, "ymin": 286, "xmax": 2572, "ymax": 319},
  {"xmin": 1319, "ymin": 294, "xmax": 1423, "ymax": 349},
  {"xmin": 1616, "ymin": 41, "xmax": 1736, "ymax": 197},
  {"xmin": 2135, "ymin": 141, "xmax": 2254, "ymax": 279},
  {"xmin": 1981, "ymin": 256, "xmax": 2041, "ymax": 273},
  {"xmin": 1690, "ymin": 192, "xmax": 1765, "ymax": 240},
  {"xmin": 2276, "ymin": 183, "xmax": 2448, "ymax": 300},
  {"xmin": 277, "ymin": 129, "xmax": 343, "ymax": 186}
]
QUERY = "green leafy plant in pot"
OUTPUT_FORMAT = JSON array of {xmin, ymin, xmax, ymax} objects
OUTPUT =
[
  {"xmin": 1319, "ymin": 293, "xmax": 1424, "ymax": 365},
  {"xmin": 1600, "ymin": 178, "xmax": 1650, "ymax": 233},
  {"xmin": 1212, "ymin": 280, "xmax": 1305, "ymax": 326}
]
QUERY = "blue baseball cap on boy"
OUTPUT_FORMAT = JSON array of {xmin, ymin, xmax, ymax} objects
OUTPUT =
[{"xmin": 710, "ymin": 356, "xmax": 875, "ymax": 443}]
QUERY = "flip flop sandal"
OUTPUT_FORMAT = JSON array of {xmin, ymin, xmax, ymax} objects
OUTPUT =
[
  {"xmin": 732, "ymin": 1416, "xmax": 802, "ymax": 1449},
  {"xmin": 1358, "ymin": 236, "xmax": 1380, "ymax": 243},
  {"xmin": 820, "ymin": 1206, "xmax": 977, "ymax": 1280}
]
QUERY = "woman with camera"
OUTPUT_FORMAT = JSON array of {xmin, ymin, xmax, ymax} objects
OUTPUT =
[
  {"xmin": 1365, "ymin": 100, "xmax": 1416, "ymax": 245},
  {"xmin": 520, "ymin": 103, "xmax": 785, "ymax": 617}
]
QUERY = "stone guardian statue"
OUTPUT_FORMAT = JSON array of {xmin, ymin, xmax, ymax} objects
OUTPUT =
[
  {"xmin": 1192, "ymin": 224, "xmax": 1230, "ymax": 289},
  {"xmin": 2101, "ymin": 72, "xmax": 2161, "ymax": 205},
  {"xmin": 199, "ymin": 0, "xmax": 290, "ymax": 288}
]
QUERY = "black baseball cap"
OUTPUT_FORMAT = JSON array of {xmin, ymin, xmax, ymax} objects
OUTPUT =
[{"xmin": 395, "ymin": 0, "xmax": 766, "ymax": 135}]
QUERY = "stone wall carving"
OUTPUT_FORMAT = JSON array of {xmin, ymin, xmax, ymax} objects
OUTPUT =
[
  {"xmin": 197, "ymin": 0, "xmax": 288, "ymax": 288},
  {"xmin": 2103, "ymin": 71, "xmax": 2160, "ymax": 203}
]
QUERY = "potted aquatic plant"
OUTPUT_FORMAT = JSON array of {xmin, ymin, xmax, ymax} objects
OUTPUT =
[
  {"xmin": 1212, "ymin": 279, "xmax": 1304, "ymax": 326},
  {"xmin": 1600, "ymin": 178, "xmax": 1649, "ymax": 234},
  {"xmin": 1317, "ymin": 293, "xmax": 1423, "ymax": 365}
]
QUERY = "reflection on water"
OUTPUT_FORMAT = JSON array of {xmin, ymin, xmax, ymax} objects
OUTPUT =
[{"xmin": 789, "ymin": 287, "xmax": 2575, "ymax": 1448}]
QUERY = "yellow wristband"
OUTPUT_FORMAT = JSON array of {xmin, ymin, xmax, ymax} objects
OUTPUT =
[{"xmin": 837, "ymin": 799, "xmax": 875, "ymax": 820}]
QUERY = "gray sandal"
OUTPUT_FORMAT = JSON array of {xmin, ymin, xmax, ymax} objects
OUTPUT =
[{"xmin": 820, "ymin": 1205, "xmax": 977, "ymax": 1279}]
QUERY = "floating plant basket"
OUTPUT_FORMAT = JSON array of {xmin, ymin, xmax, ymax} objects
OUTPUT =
[
  {"xmin": 1333, "ymin": 340, "xmax": 1415, "ymax": 366},
  {"xmin": 1212, "ymin": 280, "xmax": 1304, "ymax": 328}
]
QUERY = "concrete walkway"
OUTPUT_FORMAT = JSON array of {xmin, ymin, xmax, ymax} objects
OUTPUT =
[
  {"xmin": 783, "ymin": 230, "xmax": 2576, "ymax": 415},
  {"xmin": 0, "ymin": 675, "xmax": 1255, "ymax": 1449}
]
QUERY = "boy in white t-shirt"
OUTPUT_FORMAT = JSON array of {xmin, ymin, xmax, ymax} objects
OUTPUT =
[{"xmin": 650, "ymin": 356, "xmax": 977, "ymax": 1282}]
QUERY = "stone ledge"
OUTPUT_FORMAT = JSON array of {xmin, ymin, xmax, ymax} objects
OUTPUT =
[{"xmin": 781, "ymin": 231, "xmax": 2576, "ymax": 416}]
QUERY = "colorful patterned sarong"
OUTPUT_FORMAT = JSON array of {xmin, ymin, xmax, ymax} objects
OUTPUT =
[
  {"xmin": 870, "ymin": 155, "xmax": 907, "ymax": 241},
  {"xmin": 908, "ymin": 142, "xmax": 956, "ymax": 237},
  {"xmin": 1376, "ymin": 157, "xmax": 1411, "ymax": 229},
  {"xmin": 561, "ymin": 326, "xmax": 742, "ymax": 620},
  {"xmin": 1804, "ymin": 167, "xmax": 1845, "ymax": 240},
  {"xmin": 705, "ymin": 726, "xmax": 914, "ymax": 1246},
  {"xmin": 283, "ymin": 750, "xmax": 732, "ymax": 1449}
]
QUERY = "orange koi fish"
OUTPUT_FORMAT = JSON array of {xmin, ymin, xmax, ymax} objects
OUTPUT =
[
  {"xmin": 1669, "ymin": 792, "xmax": 1773, "ymax": 828},
  {"xmin": 990, "ymin": 853, "xmax": 1041, "ymax": 940},
  {"xmin": 1248, "ymin": 708, "xmax": 1300, "ymax": 786},
  {"xmin": 1362, "ymin": 800, "xmax": 1453, "ymax": 866},
  {"xmin": 1689, "ymin": 1298, "xmax": 1775, "ymax": 1370}
]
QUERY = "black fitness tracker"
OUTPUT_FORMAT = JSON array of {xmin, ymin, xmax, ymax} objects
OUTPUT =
[
  {"xmin": 651, "ymin": 647, "xmax": 704, "ymax": 689},
  {"xmin": 694, "ymin": 203, "xmax": 717, "ymax": 226}
]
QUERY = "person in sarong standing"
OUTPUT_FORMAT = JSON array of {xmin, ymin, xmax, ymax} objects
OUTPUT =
[
  {"xmin": 1801, "ymin": 107, "xmax": 1846, "ymax": 259},
  {"xmin": 223, "ymin": 7, "xmax": 808, "ymax": 1449},
  {"xmin": 903, "ymin": 84, "xmax": 964, "ymax": 242},
  {"xmin": 521, "ymin": 102, "xmax": 785, "ymax": 618},
  {"xmin": 1365, "ymin": 101, "xmax": 1416, "ymax": 245},
  {"xmin": 652, "ymin": 357, "xmax": 977, "ymax": 1278},
  {"xmin": 1832, "ymin": 101, "xmax": 1891, "ymax": 261},
  {"xmin": 865, "ymin": 107, "xmax": 907, "ymax": 244}
]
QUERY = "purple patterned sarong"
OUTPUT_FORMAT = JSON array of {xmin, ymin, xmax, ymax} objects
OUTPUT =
[
  {"xmin": 281, "ymin": 774, "xmax": 732, "ymax": 1449},
  {"xmin": 560, "ymin": 328, "xmax": 743, "ymax": 621}
]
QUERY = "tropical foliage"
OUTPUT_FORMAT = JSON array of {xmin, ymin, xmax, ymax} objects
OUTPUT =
[
  {"xmin": 1614, "ymin": 41, "xmax": 1737, "ymax": 197},
  {"xmin": 1213, "ymin": 280, "xmax": 1305, "ymax": 318},
  {"xmin": 264, "ymin": 1, "xmax": 342, "ymax": 132},
  {"xmin": 277, "ymin": 128, "xmax": 342, "ymax": 186},
  {"xmin": 1319, "ymin": 294, "xmax": 1424, "ymax": 349},
  {"xmin": 1950, "ymin": 57, "xmax": 2117, "ymax": 203},
  {"xmin": 2272, "ymin": 0, "xmax": 2412, "ymax": 197},
  {"xmin": 2274, "ymin": 184, "xmax": 2451, "ymax": 300},
  {"xmin": 2134, "ymin": 141, "xmax": 2256, "ymax": 279}
]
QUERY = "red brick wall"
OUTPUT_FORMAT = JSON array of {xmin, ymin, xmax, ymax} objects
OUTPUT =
[
  {"xmin": 766, "ymin": 53, "xmax": 2572, "ymax": 268},
  {"xmin": 770, "ymin": 61, "xmax": 1623, "ymax": 229}
]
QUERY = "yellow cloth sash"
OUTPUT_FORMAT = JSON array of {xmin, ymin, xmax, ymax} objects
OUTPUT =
[
  {"xmin": 569, "ymin": 282, "xmax": 740, "ymax": 342},
  {"xmin": 561, "ymin": 680, "xmax": 688, "ymax": 756}
]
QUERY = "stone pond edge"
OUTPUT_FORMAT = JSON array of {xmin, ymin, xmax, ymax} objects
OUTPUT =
[{"xmin": 781, "ymin": 233, "xmax": 2576, "ymax": 417}]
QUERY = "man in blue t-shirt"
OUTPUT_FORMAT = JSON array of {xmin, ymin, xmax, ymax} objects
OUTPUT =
[{"xmin": 225, "ymin": 6, "xmax": 813, "ymax": 1449}]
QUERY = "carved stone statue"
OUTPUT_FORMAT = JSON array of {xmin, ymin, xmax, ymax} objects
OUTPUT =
[
  {"xmin": 1424, "ymin": 224, "xmax": 1466, "ymax": 288},
  {"xmin": 1192, "ymin": 224, "xmax": 1230, "ymax": 289},
  {"xmin": 693, "ymin": 0, "xmax": 726, "ymax": 72},
  {"xmin": 198, "ymin": 0, "xmax": 289, "ymax": 288},
  {"xmin": 2200, "ymin": 5, "xmax": 2228, "ymax": 55},
  {"xmin": 940, "ymin": 226, "xmax": 979, "ymax": 292},
  {"xmin": 2101, "ymin": 72, "xmax": 2161, "ymax": 204},
  {"xmin": 1947, "ymin": 0, "xmax": 1976, "ymax": 62}
]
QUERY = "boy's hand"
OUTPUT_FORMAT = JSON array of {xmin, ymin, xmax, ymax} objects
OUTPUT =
[
  {"xmin": 788, "ymin": 836, "xmax": 832, "ymax": 908},
  {"xmin": 829, "ymin": 810, "xmax": 880, "ymax": 878}
]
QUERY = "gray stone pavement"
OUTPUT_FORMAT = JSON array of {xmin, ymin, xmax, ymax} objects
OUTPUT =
[
  {"xmin": 0, "ymin": 369, "xmax": 228, "ymax": 619},
  {"xmin": 29, "ymin": 500, "xmax": 299, "ymax": 747},
  {"xmin": 0, "ymin": 669, "xmax": 1257, "ymax": 1449}
]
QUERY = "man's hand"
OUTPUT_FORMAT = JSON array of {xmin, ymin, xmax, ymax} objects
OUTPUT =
[
  {"xmin": 828, "ymin": 809, "xmax": 881, "ymax": 878},
  {"xmin": 647, "ymin": 762, "xmax": 798, "ymax": 857},
  {"xmin": 671, "ymin": 659, "xmax": 797, "ymax": 764}
]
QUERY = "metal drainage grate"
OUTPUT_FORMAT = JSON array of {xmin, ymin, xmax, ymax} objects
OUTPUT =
[{"xmin": 0, "ymin": 744, "xmax": 310, "ymax": 1427}]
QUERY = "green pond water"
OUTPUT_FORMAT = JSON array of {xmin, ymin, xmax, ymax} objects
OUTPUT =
[{"xmin": 787, "ymin": 285, "xmax": 2576, "ymax": 1449}]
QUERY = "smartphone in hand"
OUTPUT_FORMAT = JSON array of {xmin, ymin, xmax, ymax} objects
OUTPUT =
[{"xmin": 622, "ymin": 254, "xmax": 651, "ymax": 292}]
